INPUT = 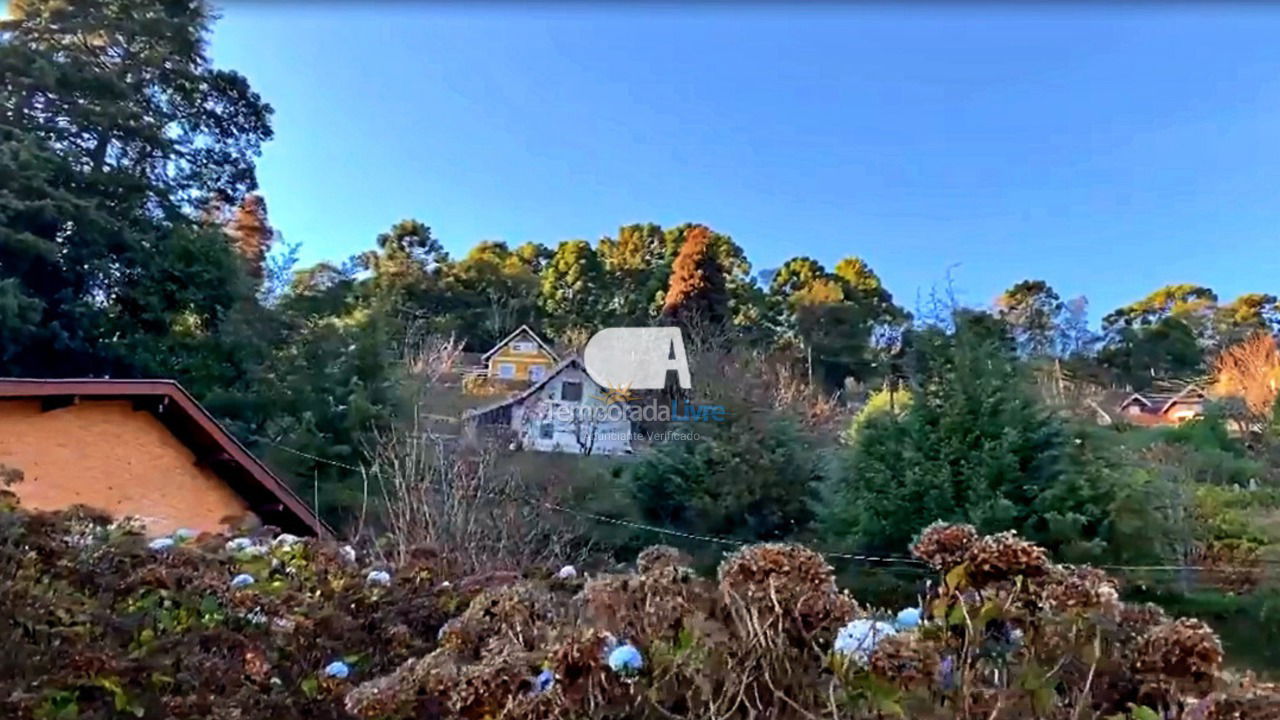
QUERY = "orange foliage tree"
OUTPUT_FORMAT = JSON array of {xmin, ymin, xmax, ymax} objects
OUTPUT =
[{"xmin": 1212, "ymin": 331, "xmax": 1280, "ymax": 419}]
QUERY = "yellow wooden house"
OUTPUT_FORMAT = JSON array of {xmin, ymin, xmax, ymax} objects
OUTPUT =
[{"xmin": 481, "ymin": 325, "xmax": 559, "ymax": 383}]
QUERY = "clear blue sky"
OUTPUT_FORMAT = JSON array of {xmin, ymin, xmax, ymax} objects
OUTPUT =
[{"xmin": 209, "ymin": 4, "xmax": 1280, "ymax": 320}]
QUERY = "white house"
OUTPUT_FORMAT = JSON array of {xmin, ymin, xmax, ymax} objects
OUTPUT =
[{"xmin": 461, "ymin": 356, "xmax": 633, "ymax": 456}]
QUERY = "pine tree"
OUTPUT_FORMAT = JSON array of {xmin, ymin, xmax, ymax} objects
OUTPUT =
[
  {"xmin": 225, "ymin": 193, "xmax": 275, "ymax": 282},
  {"xmin": 661, "ymin": 225, "xmax": 729, "ymax": 327}
]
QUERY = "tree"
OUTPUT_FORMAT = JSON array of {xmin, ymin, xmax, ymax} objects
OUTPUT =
[
  {"xmin": 539, "ymin": 239, "xmax": 606, "ymax": 336},
  {"xmin": 444, "ymin": 241, "xmax": 540, "ymax": 346},
  {"xmin": 0, "ymin": 0, "xmax": 273, "ymax": 377},
  {"xmin": 1103, "ymin": 284, "xmax": 1218, "ymax": 335},
  {"xmin": 598, "ymin": 223, "xmax": 666, "ymax": 324},
  {"xmin": 769, "ymin": 257, "xmax": 828, "ymax": 298},
  {"xmin": 662, "ymin": 225, "xmax": 729, "ymax": 328},
  {"xmin": 825, "ymin": 312, "xmax": 1097, "ymax": 555},
  {"xmin": 1099, "ymin": 285, "xmax": 1219, "ymax": 387},
  {"xmin": 625, "ymin": 413, "xmax": 821, "ymax": 544},
  {"xmin": 996, "ymin": 280, "xmax": 1064, "ymax": 357},
  {"xmin": 1098, "ymin": 317, "xmax": 1204, "ymax": 390},
  {"xmin": 225, "ymin": 193, "xmax": 275, "ymax": 282},
  {"xmin": 1213, "ymin": 332, "xmax": 1280, "ymax": 421},
  {"xmin": 1216, "ymin": 293, "xmax": 1280, "ymax": 346}
]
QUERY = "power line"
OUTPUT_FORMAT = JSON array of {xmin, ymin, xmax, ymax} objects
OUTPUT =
[{"xmin": 252, "ymin": 435, "xmax": 1280, "ymax": 575}]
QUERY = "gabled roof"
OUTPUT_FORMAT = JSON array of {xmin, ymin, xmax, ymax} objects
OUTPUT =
[
  {"xmin": 463, "ymin": 356, "xmax": 587, "ymax": 420},
  {"xmin": 1158, "ymin": 384, "xmax": 1207, "ymax": 414},
  {"xmin": 480, "ymin": 325, "xmax": 559, "ymax": 363},
  {"xmin": 1118, "ymin": 393, "xmax": 1154, "ymax": 410},
  {"xmin": 0, "ymin": 378, "xmax": 330, "ymax": 538}
]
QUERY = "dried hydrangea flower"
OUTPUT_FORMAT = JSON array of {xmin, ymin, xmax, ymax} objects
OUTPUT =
[
  {"xmin": 173, "ymin": 528, "xmax": 197, "ymax": 541},
  {"xmin": 230, "ymin": 573, "xmax": 255, "ymax": 589},
  {"xmin": 911, "ymin": 522, "xmax": 979, "ymax": 571},
  {"xmin": 636, "ymin": 545, "xmax": 690, "ymax": 575},
  {"xmin": 1134, "ymin": 617, "xmax": 1224, "ymax": 686},
  {"xmin": 225, "ymin": 537, "xmax": 255, "ymax": 553},
  {"xmin": 964, "ymin": 531, "xmax": 1049, "ymax": 585},
  {"xmin": 340, "ymin": 545, "xmax": 358, "ymax": 564},
  {"xmin": 366, "ymin": 570, "xmax": 392, "ymax": 586},
  {"xmin": 273, "ymin": 533, "xmax": 301, "ymax": 548},
  {"xmin": 555, "ymin": 564, "xmax": 577, "ymax": 580},
  {"xmin": 148, "ymin": 537, "xmax": 175, "ymax": 552}
]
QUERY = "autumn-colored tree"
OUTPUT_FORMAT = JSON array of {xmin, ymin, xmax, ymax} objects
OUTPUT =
[
  {"xmin": 1213, "ymin": 332, "xmax": 1280, "ymax": 420},
  {"xmin": 662, "ymin": 224, "xmax": 729, "ymax": 327},
  {"xmin": 225, "ymin": 193, "xmax": 275, "ymax": 281}
]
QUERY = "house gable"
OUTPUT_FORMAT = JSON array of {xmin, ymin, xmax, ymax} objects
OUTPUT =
[
  {"xmin": 463, "ymin": 357, "xmax": 632, "ymax": 456},
  {"xmin": 0, "ymin": 379, "xmax": 328, "ymax": 537},
  {"xmin": 481, "ymin": 326, "xmax": 559, "ymax": 382}
]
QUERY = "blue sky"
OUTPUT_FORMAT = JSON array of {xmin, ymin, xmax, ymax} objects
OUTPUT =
[{"xmin": 208, "ymin": 4, "xmax": 1280, "ymax": 320}]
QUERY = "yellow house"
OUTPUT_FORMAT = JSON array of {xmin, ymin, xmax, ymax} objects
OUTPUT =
[{"xmin": 482, "ymin": 325, "xmax": 559, "ymax": 383}]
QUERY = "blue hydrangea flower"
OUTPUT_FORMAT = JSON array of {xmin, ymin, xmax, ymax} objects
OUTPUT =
[
  {"xmin": 366, "ymin": 570, "xmax": 392, "ymax": 586},
  {"xmin": 323, "ymin": 660, "xmax": 350, "ymax": 679},
  {"xmin": 938, "ymin": 655, "xmax": 956, "ymax": 690},
  {"xmin": 148, "ymin": 537, "xmax": 175, "ymax": 552},
  {"xmin": 225, "ymin": 537, "xmax": 255, "ymax": 553},
  {"xmin": 230, "ymin": 573, "xmax": 255, "ymax": 589},
  {"xmin": 555, "ymin": 564, "xmax": 578, "ymax": 579},
  {"xmin": 607, "ymin": 643, "xmax": 644, "ymax": 674},
  {"xmin": 273, "ymin": 533, "xmax": 301, "ymax": 548},
  {"xmin": 531, "ymin": 668, "xmax": 555, "ymax": 695},
  {"xmin": 834, "ymin": 619, "xmax": 897, "ymax": 664},
  {"xmin": 895, "ymin": 607, "xmax": 922, "ymax": 629}
]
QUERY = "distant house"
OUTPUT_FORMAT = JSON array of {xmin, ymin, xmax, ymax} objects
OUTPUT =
[
  {"xmin": 480, "ymin": 325, "xmax": 559, "ymax": 384},
  {"xmin": 1115, "ymin": 385, "xmax": 1208, "ymax": 426},
  {"xmin": 0, "ymin": 379, "xmax": 328, "ymax": 537},
  {"xmin": 462, "ymin": 357, "xmax": 632, "ymax": 455}
]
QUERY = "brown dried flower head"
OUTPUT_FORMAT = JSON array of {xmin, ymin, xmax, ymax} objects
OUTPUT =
[
  {"xmin": 963, "ymin": 531, "xmax": 1050, "ymax": 586},
  {"xmin": 636, "ymin": 545, "xmax": 691, "ymax": 576},
  {"xmin": 717, "ymin": 543, "xmax": 856, "ymax": 634},
  {"xmin": 868, "ymin": 632, "xmax": 939, "ymax": 691},
  {"xmin": 911, "ymin": 522, "xmax": 979, "ymax": 571},
  {"xmin": 1134, "ymin": 618, "xmax": 1224, "ymax": 686},
  {"xmin": 1041, "ymin": 565, "xmax": 1122, "ymax": 616}
]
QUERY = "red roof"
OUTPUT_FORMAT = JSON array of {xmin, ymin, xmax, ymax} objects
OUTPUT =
[{"xmin": 0, "ymin": 378, "xmax": 330, "ymax": 538}]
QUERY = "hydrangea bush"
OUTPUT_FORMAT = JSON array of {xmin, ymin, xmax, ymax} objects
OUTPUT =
[{"xmin": 2, "ymin": 495, "xmax": 1276, "ymax": 719}]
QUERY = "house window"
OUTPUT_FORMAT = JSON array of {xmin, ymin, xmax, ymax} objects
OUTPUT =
[
  {"xmin": 498, "ymin": 363, "xmax": 516, "ymax": 379},
  {"xmin": 512, "ymin": 341, "xmax": 536, "ymax": 353},
  {"xmin": 561, "ymin": 380, "xmax": 583, "ymax": 402},
  {"xmin": 530, "ymin": 365, "xmax": 546, "ymax": 382},
  {"xmin": 539, "ymin": 422, "xmax": 555, "ymax": 439}
]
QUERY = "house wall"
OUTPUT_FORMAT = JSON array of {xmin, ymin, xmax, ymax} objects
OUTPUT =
[
  {"xmin": 511, "ymin": 367, "xmax": 632, "ymax": 455},
  {"xmin": 0, "ymin": 399, "xmax": 250, "ymax": 535},
  {"xmin": 486, "ymin": 334, "xmax": 556, "ymax": 382}
]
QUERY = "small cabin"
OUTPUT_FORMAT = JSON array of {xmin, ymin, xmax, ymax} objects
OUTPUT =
[
  {"xmin": 1116, "ymin": 385, "xmax": 1207, "ymax": 426},
  {"xmin": 481, "ymin": 325, "xmax": 559, "ymax": 383},
  {"xmin": 462, "ymin": 357, "xmax": 632, "ymax": 456}
]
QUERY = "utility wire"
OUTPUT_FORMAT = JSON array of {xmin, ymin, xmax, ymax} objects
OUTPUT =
[{"xmin": 251, "ymin": 435, "xmax": 1280, "ymax": 575}]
